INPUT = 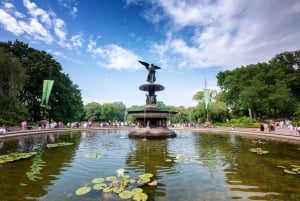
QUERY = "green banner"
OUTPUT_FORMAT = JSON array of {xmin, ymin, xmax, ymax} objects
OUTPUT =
[
  {"xmin": 203, "ymin": 89, "xmax": 211, "ymax": 110},
  {"xmin": 41, "ymin": 80, "xmax": 54, "ymax": 106}
]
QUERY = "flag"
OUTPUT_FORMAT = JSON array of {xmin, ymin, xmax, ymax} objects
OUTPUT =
[
  {"xmin": 41, "ymin": 80, "xmax": 54, "ymax": 106},
  {"xmin": 203, "ymin": 89, "xmax": 211, "ymax": 110}
]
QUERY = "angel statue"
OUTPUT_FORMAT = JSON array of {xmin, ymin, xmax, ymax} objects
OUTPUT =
[{"xmin": 138, "ymin": 60, "xmax": 161, "ymax": 83}]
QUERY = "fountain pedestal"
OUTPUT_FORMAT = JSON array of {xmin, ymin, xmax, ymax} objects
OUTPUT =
[{"xmin": 128, "ymin": 62, "xmax": 177, "ymax": 139}]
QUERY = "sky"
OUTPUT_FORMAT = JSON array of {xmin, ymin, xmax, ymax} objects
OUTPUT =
[{"xmin": 0, "ymin": 0, "xmax": 299, "ymax": 107}]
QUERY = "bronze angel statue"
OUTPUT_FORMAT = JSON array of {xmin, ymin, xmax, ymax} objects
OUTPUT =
[{"xmin": 138, "ymin": 60, "xmax": 161, "ymax": 83}]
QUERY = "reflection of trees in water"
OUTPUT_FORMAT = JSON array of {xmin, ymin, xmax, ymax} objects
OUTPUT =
[
  {"xmin": 0, "ymin": 131, "xmax": 82, "ymax": 200},
  {"xmin": 195, "ymin": 132, "xmax": 300, "ymax": 201},
  {"xmin": 125, "ymin": 139, "xmax": 176, "ymax": 199}
]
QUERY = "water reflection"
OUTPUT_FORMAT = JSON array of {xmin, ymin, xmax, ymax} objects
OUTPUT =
[{"xmin": 1, "ymin": 130, "xmax": 300, "ymax": 201}]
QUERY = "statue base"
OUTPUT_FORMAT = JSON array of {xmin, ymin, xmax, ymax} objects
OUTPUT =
[{"xmin": 128, "ymin": 127, "xmax": 176, "ymax": 139}]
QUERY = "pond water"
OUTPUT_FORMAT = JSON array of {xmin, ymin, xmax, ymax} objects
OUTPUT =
[{"xmin": 1, "ymin": 129, "xmax": 300, "ymax": 201}]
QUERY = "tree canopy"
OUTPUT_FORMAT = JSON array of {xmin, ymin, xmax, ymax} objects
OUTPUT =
[
  {"xmin": 217, "ymin": 50, "xmax": 300, "ymax": 120},
  {"xmin": 0, "ymin": 40, "xmax": 83, "ymax": 124}
]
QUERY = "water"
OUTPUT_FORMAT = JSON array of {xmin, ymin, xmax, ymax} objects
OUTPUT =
[{"xmin": 1, "ymin": 129, "xmax": 300, "ymax": 201}]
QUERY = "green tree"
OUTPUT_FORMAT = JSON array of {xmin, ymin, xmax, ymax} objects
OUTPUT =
[
  {"xmin": 0, "ymin": 47, "xmax": 27, "ymax": 125},
  {"xmin": 0, "ymin": 40, "xmax": 83, "ymax": 123}
]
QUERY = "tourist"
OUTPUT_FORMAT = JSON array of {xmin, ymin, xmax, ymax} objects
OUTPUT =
[
  {"xmin": 0, "ymin": 126, "xmax": 6, "ymax": 134},
  {"xmin": 296, "ymin": 125, "xmax": 300, "ymax": 135},
  {"xmin": 260, "ymin": 124, "xmax": 264, "ymax": 132}
]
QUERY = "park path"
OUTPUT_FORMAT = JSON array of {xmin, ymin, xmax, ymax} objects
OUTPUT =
[{"xmin": 1, "ymin": 126, "xmax": 300, "ymax": 143}]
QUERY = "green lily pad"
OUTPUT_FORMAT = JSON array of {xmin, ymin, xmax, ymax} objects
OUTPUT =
[
  {"xmin": 113, "ymin": 186, "xmax": 124, "ymax": 193},
  {"xmin": 75, "ymin": 186, "xmax": 91, "ymax": 195},
  {"xmin": 249, "ymin": 148, "xmax": 269, "ymax": 154},
  {"xmin": 133, "ymin": 192, "xmax": 148, "ymax": 201},
  {"xmin": 0, "ymin": 152, "xmax": 37, "ymax": 163},
  {"xmin": 119, "ymin": 190, "xmax": 133, "ymax": 199},
  {"xmin": 103, "ymin": 187, "xmax": 113, "ymax": 193},
  {"xmin": 92, "ymin": 177, "xmax": 105, "ymax": 183},
  {"xmin": 132, "ymin": 188, "xmax": 143, "ymax": 194},
  {"xmin": 283, "ymin": 169, "xmax": 298, "ymax": 174},
  {"xmin": 106, "ymin": 176, "xmax": 117, "ymax": 181},
  {"xmin": 93, "ymin": 183, "xmax": 107, "ymax": 190},
  {"xmin": 47, "ymin": 142, "xmax": 73, "ymax": 148},
  {"xmin": 137, "ymin": 178, "xmax": 151, "ymax": 184},
  {"xmin": 139, "ymin": 173, "xmax": 153, "ymax": 178},
  {"xmin": 84, "ymin": 152, "xmax": 103, "ymax": 158}
]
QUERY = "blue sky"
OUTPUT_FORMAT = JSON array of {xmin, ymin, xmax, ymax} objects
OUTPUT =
[{"xmin": 0, "ymin": 0, "xmax": 299, "ymax": 107}]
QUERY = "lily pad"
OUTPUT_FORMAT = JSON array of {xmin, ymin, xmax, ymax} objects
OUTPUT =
[
  {"xmin": 284, "ymin": 169, "xmax": 298, "ymax": 175},
  {"xmin": 103, "ymin": 187, "xmax": 113, "ymax": 193},
  {"xmin": 132, "ymin": 188, "xmax": 143, "ymax": 194},
  {"xmin": 106, "ymin": 176, "xmax": 117, "ymax": 181},
  {"xmin": 84, "ymin": 152, "xmax": 103, "ymax": 158},
  {"xmin": 139, "ymin": 173, "xmax": 153, "ymax": 178},
  {"xmin": 119, "ymin": 190, "xmax": 133, "ymax": 199},
  {"xmin": 75, "ymin": 186, "xmax": 91, "ymax": 195},
  {"xmin": 47, "ymin": 142, "xmax": 73, "ymax": 148},
  {"xmin": 133, "ymin": 192, "xmax": 148, "ymax": 201},
  {"xmin": 93, "ymin": 183, "xmax": 107, "ymax": 190},
  {"xmin": 113, "ymin": 186, "xmax": 124, "ymax": 193},
  {"xmin": 249, "ymin": 148, "xmax": 269, "ymax": 154},
  {"xmin": 0, "ymin": 152, "xmax": 37, "ymax": 163},
  {"xmin": 92, "ymin": 177, "xmax": 105, "ymax": 183}
]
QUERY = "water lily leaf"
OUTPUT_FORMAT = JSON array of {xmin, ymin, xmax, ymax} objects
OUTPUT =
[
  {"xmin": 103, "ymin": 187, "xmax": 113, "ymax": 193},
  {"xmin": 93, "ymin": 183, "xmax": 107, "ymax": 190},
  {"xmin": 47, "ymin": 142, "xmax": 73, "ymax": 148},
  {"xmin": 249, "ymin": 148, "xmax": 269, "ymax": 154},
  {"xmin": 139, "ymin": 173, "xmax": 153, "ymax": 178},
  {"xmin": 133, "ymin": 192, "xmax": 148, "ymax": 201},
  {"xmin": 0, "ymin": 152, "xmax": 37, "ymax": 163},
  {"xmin": 92, "ymin": 177, "xmax": 105, "ymax": 183},
  {"xmin": 113, "ymin": 186, "xmax": 124, "ymax": 193},
  {"xmin": 137, "ymin": 178, "xmax": 150, "ymax": 184},
  {"xmin": 132, "ymin": 188, "xmax": 143, "ymax": 194},
  {"xmin": 84, "ymin": 152, "xmax": 103, "ymax": 158},
  {"xmin": 165, "ymin": 159, "xmax": 172, "ymax": 162},
  {"xmin": 283, "ymin": 169, "xmax": 297, "ymax": 174},
  {"xmin": 19, "ymin": 183, "xmax": 28, "ymax": 186},
  {"xmin": 119, "ymin": 190, "xmax": 133, "ymax": 199},
  {"xmin": 106, "ymin": 176, "xmax": 117, "ymax": 181},
  {"xmin": 75, "ymin": 186, "xmax": 91, "ymax": 195}
]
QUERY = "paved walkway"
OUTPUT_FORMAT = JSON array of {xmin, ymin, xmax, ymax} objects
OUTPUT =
[{"xmin": 1, "ymin": 126, "xmax": 300, "ymax": 143}]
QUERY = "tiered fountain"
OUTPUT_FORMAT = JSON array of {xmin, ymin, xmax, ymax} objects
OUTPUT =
[{"xmin": 128, "ymin": 61, "xmax": 177, "ymax": 139}]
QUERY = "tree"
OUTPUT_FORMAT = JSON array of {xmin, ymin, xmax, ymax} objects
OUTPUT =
[
  {"xmin": 217, "ymin": 49, "xmax": 300, "ymax": 120},
  {"xmin": 0, "ymin": 40, "xmax": 83, "ymax": 123},
  {"xmin": 0, "ymin": 47, "xmax": 27, "ymax": 125}
]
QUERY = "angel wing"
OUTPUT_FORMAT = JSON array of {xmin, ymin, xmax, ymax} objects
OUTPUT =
[
  {"xmin": 153, "ymin": 65, "xmax": 161, "ymax": 69},
  {"xmin": 138, "ymin": 60, "xmax": 150, "ymax": 69}
]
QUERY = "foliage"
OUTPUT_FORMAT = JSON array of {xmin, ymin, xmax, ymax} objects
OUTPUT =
[
  {"xmin": 0, "ymin": 47, "xmax": 27, "ymax": 125},
  {"xmin": 0, "ymin": 40, "xmax": 83, "ymax": 124},
  {"xmin": 217, "ymin": 49, "xmax": 300, "ymax": 120},
  {"xmin": 83, "ymin": 101, "xmax": 126, "ymax": 122}
]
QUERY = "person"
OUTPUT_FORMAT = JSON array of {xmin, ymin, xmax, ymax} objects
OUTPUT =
[
  {"xmin": 296, "ymin": 125, "xmax": 300, "ymax": 135},
  {"xmin": 260, "ymin": 123, "xmax": 265, "ymax": 132},
  {"xmin": 138, "ymin": 60, "xmax": 161, "ymax": 83}
]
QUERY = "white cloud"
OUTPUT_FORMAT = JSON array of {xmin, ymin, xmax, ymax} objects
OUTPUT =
[
  {"xmin": 0, "ymin": 0, "xmax": 82, "ymax": 49},
  {"xmin": 141, "ymin": 0, "xmax": 300, "ymax": 69},
  {"xmin": 0, "ymin": 9, "xmax": 25, "ymax": 35},
  {"xmin": 87, "ymin": 39, "xmax": 141, "ymax": 70},
  {"xmin": 58, "ymin": 0, "xmax": 78, "ymax": 18},
  {"xmin": 70, "ymin": 33, "xmax": 84, "ymax": 48}
]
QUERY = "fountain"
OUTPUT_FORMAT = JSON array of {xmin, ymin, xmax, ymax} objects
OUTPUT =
[{"xmin": 127, "ymin": 61, "xmax": 177, "ymax": 139}]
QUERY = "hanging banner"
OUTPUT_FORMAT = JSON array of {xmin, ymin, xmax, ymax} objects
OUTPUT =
[
  {"xmin": 41, "ymin": 80, "xmax": 54, "ymax": 107},
  {"xmin": 203, "ymin": 89, "xmax": 211, "ymax": 110}
]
